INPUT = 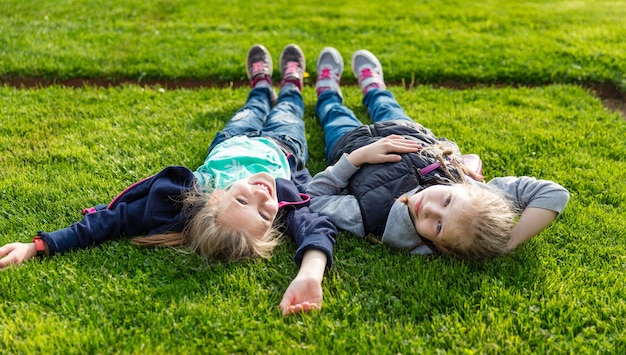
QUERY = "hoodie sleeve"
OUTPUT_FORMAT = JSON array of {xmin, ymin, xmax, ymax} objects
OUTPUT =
[
  {"xmin": 38, "ymin": 202, "xmax": 144, "ymax": 255},
  {"xmin": 38, "ymin": 166, "xmax": 196, "ymax": 255},
  {"xmin": 276, "ymin": 177, "xmax": 337, "ymax": 270},
  {"xmin": 485, "ymin": 176, "xmax": 570, "ymax": 214},
  {"xmin": 306, "ymin": 154, "xmax": 366, "ymax": 237},
  {"xmin": 284, "ymin": 204, "xmax": 337, "ymax": 270}
]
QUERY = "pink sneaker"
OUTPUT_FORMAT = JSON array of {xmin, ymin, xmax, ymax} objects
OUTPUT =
[
  {"xmin": 352, "ymin": 49, "xmax": 386, "ymax": 95},
  {"xmin": 315, "ymin": 47, "xmax": 344, "ymax": 98},
  {"xmin": 279, "ymin": 44, "xmax": 306, "ymax": 91},
  {"xmin": 246, "ymin": 44, "xmax": 276, "ymax": 101}
]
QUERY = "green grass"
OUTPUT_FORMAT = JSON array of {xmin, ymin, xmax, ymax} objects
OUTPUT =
[
  {"xmin": 1, "ymin": 0, "xmax": 625, "ymax": 89},
  {"xmin": 1, "ymin": 0, "xmax": 626, "ymax": 353},
  {"xmin": 1, "ymin": 84, "xmax": 625, "ymax": 353}
]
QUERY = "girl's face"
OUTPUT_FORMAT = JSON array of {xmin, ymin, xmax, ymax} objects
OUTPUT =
[
  {"xmin": 213, "ymin": 172, "xmax": 279, "ymax": 240},
  {"xmin": 406, "ymin": 185, "xmax": 473, "ymax": 252}
]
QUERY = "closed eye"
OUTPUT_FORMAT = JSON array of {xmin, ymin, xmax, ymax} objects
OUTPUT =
[{"xmin": 236, "ymin": 198, "xmax": 248, "ymax": 205}]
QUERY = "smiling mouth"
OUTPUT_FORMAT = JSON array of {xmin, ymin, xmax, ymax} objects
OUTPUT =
[
  {"xmin": 253, "ymin": 182, "xmax": 272, "ymax": 197},
  {"xmin": 414, "ymin": 197, "xmax": 422, "ymax": 218}
]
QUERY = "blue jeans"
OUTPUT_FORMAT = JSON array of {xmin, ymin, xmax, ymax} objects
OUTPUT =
[
  {"xmin": 209, "ymin": 85, "xmax": 308, "ymax": 168},
  {"xmin": 315, "ymin": 88, "xmax": 412, "ymax": 161}
]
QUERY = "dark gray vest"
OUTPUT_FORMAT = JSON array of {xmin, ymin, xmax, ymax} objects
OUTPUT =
[{"xmin": 329, "ymin": 120, "xmax": 464, "ymax": 236}]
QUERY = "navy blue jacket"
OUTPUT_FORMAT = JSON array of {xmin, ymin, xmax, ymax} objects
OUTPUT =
[{"xmin": 38, "ymin": 155, "xmax": 337, "ymax": 268}]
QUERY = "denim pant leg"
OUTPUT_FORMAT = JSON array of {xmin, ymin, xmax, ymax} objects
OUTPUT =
[
  {"xmin": 260, "ymin": 85, "xmax": 308, "ymax": 168},
  {"xmin": 362, "ymin": 88, "xmax": 412, "ymax": 123},
  {"xmin": 208, "ymin": 87, "xmax": 273, "ymax": 152},
  {"xmin": 315, "ymin": 90, "xmax": 363, "ymax": 162}
]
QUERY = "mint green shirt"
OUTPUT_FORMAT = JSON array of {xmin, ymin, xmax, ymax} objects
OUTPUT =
[{"xmin": 193, "ymin": 136, "xmax": 291, "ymax": 191}]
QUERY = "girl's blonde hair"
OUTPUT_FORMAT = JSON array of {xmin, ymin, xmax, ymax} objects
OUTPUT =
[
  {"xmin": 419, "ymin": 141, "xmax": 484, "ymax": 183},
  {"xmin": 132, "ymin": 187, "xmax": 282, "ymax": 261},
  {"xmin": 416, "ymin": 142, "xmax": 516, "ymax": 259}
]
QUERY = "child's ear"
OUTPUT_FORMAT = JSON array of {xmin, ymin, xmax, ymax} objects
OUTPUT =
[{"xmin": 433, "ymin": 242, "xmax": 452, "ymax": 254}]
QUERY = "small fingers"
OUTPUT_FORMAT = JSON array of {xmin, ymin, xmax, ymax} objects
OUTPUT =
[
  {"xmin": 282, "ymin": 302, "xmax": 322, "ymax": 316},
  {"xmin": 383, "ymin": 137, "xmax": 420, "ymax": 149},
  {"xmin": 376, "ymin": 154, "xmax": 403, "ymax": 163},
  {"xmin": 383, "ymin": 142, "xmax": 420, "ymax": 154},
  {"xmin": 0, "ymin": 255, "xmax": 17, "ymax": 270},
  {"xmin": 283, "ymin": 304, "xmax": 304, "ymax": 316},
  {"xmin": 0, "ymin": 244, "xmax": 13, "ymax": 257},
  {"xmin": 385, "ymin": 135, "xmax": 419, "ymax": 144}
]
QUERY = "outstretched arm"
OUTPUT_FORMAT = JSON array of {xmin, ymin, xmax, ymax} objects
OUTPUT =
[
  {"xmin": 508, "ymin": 207, "xmax": 558, "ymax": 250},
  {"xmin": 279, "ymin": 249, "xmax": 327, "ymax": 316},
  {"xmin": 276, "ymin": 175, "xmax": 337, "ymax": 315},
  {"xmin": 485, "ymin": 176, "xmax": 569, "ymax": 251},
  {"xmin": 278, "ymin": 136, "xmax": 421, "ymax": 314}
]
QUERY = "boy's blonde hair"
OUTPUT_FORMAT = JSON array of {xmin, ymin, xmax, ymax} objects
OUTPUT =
[
  {"xmin": 132, "ymin": 188, "xmax": 281, "ymax": 261},
  {"xmin": 444, "ymin": 184, "xmax": 515, "ymax": 260},
  {"xmin": 418, "ymin": 142, "xmax": 516, "ymax": 259}
]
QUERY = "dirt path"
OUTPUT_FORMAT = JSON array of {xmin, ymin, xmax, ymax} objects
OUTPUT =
[{"xmin": 3, "ymin": 77, "xmax": 625, "ymax": 119}]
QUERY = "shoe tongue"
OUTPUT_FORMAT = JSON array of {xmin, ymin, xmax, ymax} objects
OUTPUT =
[
  {"xmin": 360, "ymin": 66, "xmax": 375, "ymax": 77},
  {"xmin": 285, "ymin": 62, "xmax": 300, "ymax": 74},
  {"xmin": 252, "ymin": 62, "xmax": 267, "ymax": 74}
]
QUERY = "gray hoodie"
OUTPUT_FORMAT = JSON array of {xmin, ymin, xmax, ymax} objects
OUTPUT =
[{"xmin": 306, "ymin": 153, "xmax": 570, "ymax": 254}]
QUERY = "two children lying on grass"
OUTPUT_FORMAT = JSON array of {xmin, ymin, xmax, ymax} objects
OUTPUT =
[{"xmin": 0, "ymin": 45, "xmax": 569, "ymax": 316}]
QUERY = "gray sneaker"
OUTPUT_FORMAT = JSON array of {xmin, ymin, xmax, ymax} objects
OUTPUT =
[
  {"xmin": 315, "ymin": 47, "xmax": 344, "ymax": 98},
  {"xmin": 247, "ymin": 44, "xmax": 273, "ymax": 84},
  {"xmin": 279, "ymin": 44, "xmax": 305, "ymax": 91},
  {"xmin": 246, "ymin": 44, "xmax": 276, "ymax": 101},
  {"xmin": 352, "ymin": 49, "xmax": 386, "ymax": 95}
]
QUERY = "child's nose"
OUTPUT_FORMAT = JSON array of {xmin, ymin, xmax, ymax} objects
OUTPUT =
[
  {"xmin": 252, "ymin": 187, "xmax": 270, "ymax": 201},
  {"xmin": 422, "ymin": 202, "xmax": 438, "ymax": 217}
]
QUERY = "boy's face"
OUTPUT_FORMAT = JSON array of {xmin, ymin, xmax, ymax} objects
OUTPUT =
[
  {"xmin": 406, "ymin": 184, "xmax": 473, "ymax": 252},
  {"xmin": 213, "ymin": 172, "xmax": 279, "ymax": 240}
]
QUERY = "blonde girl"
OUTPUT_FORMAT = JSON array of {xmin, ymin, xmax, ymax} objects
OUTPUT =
[{"xmin": 0, "ymin": 44, "xmax": 337, "ymax": 316}]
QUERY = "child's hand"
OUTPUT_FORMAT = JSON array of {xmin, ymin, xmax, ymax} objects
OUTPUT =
[
  {"xmin": 347, "ymin": 135, "xmax": 420, "ymax": 167},
  {"xmin": 0, "ymin": 242, "xmax": 38, "ymax": 270},
  {"xmin": 279, "ymin": 274, "xmax": 323, "ymax": 316},
  {"xmin": 279, "ymin": 249, "xmax": 326, "ymax": 316}
]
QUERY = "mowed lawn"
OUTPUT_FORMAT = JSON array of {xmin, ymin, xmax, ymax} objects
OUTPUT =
[
  {"xmin": 0, "ymin": 0, "xmax": 624, "ymax": 88},
  {"xmin": 1, "ymin": 0, "xmax": 626, "ymax": 354},
  {"xmin": 1, "ymin": 84, "xmax": 624, "ymax": 353}
]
